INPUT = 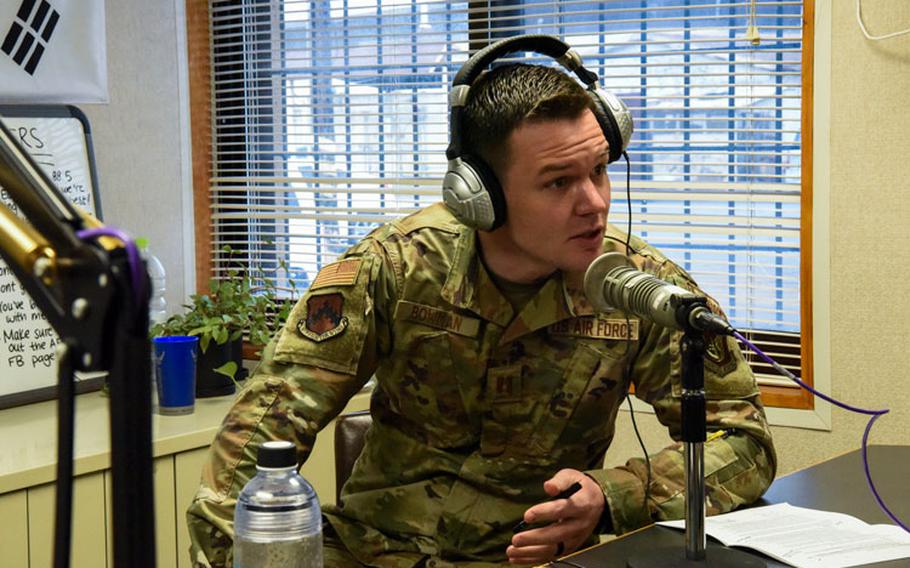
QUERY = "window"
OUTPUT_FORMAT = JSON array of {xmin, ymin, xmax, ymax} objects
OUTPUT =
[{"xmin": 190, "ymin": 0, "xmax": 813, "ymax": 409}]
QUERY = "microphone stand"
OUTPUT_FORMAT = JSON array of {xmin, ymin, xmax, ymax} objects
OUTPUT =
[{"xmin": 627, "ymin": 298, "xmax": 765, "ymax": 567}]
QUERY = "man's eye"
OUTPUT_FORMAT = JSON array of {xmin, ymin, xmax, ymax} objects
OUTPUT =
[
  {"xmin": 593, "ymin": 163, "xmax": 607, "ymax": 177},
  {"xmin": 546, "ymin": 177, "xmax": 568, "ymax": 190}
]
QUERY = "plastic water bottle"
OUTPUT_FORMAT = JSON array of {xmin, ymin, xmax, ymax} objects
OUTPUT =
[
  {"xmin": 146, "ymin": 248, "xmax": 167, "ymax": 411},
  {"xmin": 147, "ymin": 251, "xmax": 167, "ymax": 328},
  {"xmin": 233, "ymin": 441, "xmax": 323, "ymax": 568}
]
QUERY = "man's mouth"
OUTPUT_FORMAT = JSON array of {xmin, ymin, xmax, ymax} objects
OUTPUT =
[{"xmin": 571, "ymin": 227, "xmax": 604, "ymax": 241}]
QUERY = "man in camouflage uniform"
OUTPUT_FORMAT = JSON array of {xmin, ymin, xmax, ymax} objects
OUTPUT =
[{"xmin": 187, "ymin": 62, "xmax": 776, "ymax": 567}]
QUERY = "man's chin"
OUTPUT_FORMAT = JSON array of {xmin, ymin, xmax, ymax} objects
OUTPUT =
[{"xmin": 564, "ymin": 255, "xmax": 602, "ymax": 276}]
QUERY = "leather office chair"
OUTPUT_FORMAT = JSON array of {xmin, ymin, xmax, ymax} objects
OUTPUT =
[{"xmin": 333, "ymin": 410, "xmax": 372, "ymax": 501}]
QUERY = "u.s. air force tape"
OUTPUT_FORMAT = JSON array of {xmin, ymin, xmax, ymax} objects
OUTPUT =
[{"xmin": 548, "ymin": 317, "xmax": 639, "ymax": 340}]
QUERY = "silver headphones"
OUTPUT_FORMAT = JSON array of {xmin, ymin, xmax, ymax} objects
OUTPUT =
[{"xmin": 442, "ymin": 35, "xmax": 634, "ymax": 231}]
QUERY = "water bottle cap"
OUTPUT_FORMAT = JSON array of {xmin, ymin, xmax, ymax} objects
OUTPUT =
[{"xmin": 257, "ymin": 440, "xmax": 297, "ymax": 469}]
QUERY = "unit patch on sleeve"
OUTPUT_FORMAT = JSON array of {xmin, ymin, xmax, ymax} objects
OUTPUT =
[
  {"xmin": 548, "ymin": 317, "xmax": 639, "ymax": 341},
  {"xmin": 298, "ymin": 293, "xmax": 348, "ymax": 342},
  {"xmin": 310, "ymin": 258, "xmax": 362, "ymax": 290}
]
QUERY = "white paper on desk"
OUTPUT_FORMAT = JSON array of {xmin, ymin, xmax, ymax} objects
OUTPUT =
[{"xmin": 657, "ymin": 502, "xmax": 910, "ymax": 568}]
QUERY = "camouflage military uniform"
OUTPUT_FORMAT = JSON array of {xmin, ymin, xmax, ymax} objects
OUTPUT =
[{"xmin": 186, "ymin": 203, "xmax": 776, "ymax": 567}]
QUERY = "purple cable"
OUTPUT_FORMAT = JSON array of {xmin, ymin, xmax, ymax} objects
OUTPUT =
[
  {"xmin": 733, "ymin": 330, "xmax": 907, "ymax": 533},
  {"xmin": 76, "ymin": 227, "xmax": 145, "ymax": 307}
]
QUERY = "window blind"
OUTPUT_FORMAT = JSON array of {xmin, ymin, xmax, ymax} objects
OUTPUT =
[{"xmin": 207, "ymin": 0, "xmax": 807, "ymax": 389}]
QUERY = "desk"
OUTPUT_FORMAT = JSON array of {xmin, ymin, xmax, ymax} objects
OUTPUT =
[{"xmin": 558, "ymin": 445, "xmax": 909, "ymax": 568}]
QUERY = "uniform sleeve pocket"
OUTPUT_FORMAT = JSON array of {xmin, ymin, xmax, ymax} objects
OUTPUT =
[
  {"xmin": 273, "ymin": 256, "xmax": 375, "ymax": 375},
  {"xmin": 704, "ymin": 438, "xmax": 739, "ymax": 478}
]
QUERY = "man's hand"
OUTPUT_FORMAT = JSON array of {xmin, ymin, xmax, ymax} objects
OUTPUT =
[{"xmin": 506, "ymin": 469, "xmax": 605, "ymax": 565}]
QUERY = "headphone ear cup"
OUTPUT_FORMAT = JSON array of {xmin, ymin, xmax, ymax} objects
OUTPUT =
[
  {"xmin": 588, "ymin": 87, "xmax": 633, "ymax": 164},
  {"xmin": 442, "ymin": 155, "xmax": 506, "ymax": 230},
  {"xmin": 462, "ymin": 155, "xmax": 506, "ymax": 229}
]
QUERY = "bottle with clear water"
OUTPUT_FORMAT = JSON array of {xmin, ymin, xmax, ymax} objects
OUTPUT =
[
  {"xmin": 147, "ymin": 250, "xmax": 167, "ymax": 328},
  {"xmin": 233, "ymin": 440, "xmax": 323, "ymax": 568},
  {"xmin": 145, "ymin": 247, "xmax": 167, "ymax": 411}
]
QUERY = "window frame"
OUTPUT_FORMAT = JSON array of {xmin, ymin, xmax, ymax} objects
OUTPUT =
[{"xmin": 185, "ymin": 0, "xmax": 815, "ymax": 411}]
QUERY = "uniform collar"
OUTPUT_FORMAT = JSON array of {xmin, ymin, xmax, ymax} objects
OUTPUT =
[
  {"xmin": 498, "ymin": 268, "xmax": 596, "ymax": 344},
  {"xmin": 441, "ymin": 228, "xmax": 513, "ymax": 327},
  {"xmin": 441, "ymin": 228, "xmax": 597, "ymax": 342}
]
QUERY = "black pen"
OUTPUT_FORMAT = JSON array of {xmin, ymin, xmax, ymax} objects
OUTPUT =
[{"xmin": 512, "ymin": 481, "xmax": 583, "ymax": 534}]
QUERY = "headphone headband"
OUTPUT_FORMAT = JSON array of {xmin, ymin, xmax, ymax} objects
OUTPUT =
[{"xmin": 453, "ymin": 35, "xmax": 597, "ymax": 88}]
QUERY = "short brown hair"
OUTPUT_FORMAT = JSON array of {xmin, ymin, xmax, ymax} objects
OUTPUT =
[{"xmin": 462, "ymin": 63, "xmax": 595, "ymax": 175}]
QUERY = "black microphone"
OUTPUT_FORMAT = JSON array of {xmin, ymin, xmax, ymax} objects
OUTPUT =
[{"xmin": 583, "ymin": 252, "xmax": 734, "ymax": 336}]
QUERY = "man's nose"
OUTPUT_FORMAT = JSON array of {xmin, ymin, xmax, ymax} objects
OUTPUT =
[{"xmin": 577, "ymin": 177, "xmax": 609, "ymax": 215}]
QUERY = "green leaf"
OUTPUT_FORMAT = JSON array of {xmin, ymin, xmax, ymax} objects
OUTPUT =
[{"xmin": 213, "ymin": 361, "xmax": 238, "ymax": 380}]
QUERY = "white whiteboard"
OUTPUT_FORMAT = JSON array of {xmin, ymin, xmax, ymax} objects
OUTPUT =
[{"xmin": 0, "ymin": 106, "xmax": 101, "ymax": 407}]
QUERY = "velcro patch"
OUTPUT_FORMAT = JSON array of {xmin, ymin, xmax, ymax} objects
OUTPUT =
[
  {"xmin": 394, "ymin": 300, "xmax": 480, "ymax": 337},
  {"xmin": 298, "ymin": 293, "xmax": 348, "ymax": 342},
  {"xmin": 703, "ymin": 332, "xmax": 737, "ymax": 376},
  {"xmin": 310, "ymin": 259, "xmax": 362, "ymax": 290},
  {"xmin": 488, "ymin": 366, "xmax": 523, "ymax": 403},
  {"xmin": 548, "ymin": 317, "xmax": 639, "ymax": 341}
]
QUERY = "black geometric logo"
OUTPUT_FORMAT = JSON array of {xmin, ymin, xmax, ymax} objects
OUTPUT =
[{"xmin": 2, "ymin": 0, "xmax": 60, "ymax": 76}]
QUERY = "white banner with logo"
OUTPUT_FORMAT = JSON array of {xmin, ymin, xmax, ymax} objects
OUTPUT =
[{"xmin": 0, "ymin": 0, "xmax": 107, "ymax": 103}]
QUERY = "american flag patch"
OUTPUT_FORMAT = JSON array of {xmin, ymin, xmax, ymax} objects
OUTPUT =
[{"xmin": 310, "ymin": 258, "xmax": 362, "ymax": 290}]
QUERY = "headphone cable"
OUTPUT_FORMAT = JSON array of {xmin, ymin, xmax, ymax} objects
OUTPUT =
[
  {"xmin": 617, "ymin": 149, "xmax": 653, "ymax": 521},
  {"xmin": 622, "ymin": 151, "xmax": 632, "ymax": 257}
]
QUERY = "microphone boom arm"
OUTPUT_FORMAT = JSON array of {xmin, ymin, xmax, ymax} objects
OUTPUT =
[{"xmin": 0, "ymin": 118, "xmax": 155, "ymax": 568}]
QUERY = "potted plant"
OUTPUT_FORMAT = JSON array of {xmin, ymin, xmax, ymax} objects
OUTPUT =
[{"xmin": 152, "ymin": 246, "xmax": 297, "ymax": 397}]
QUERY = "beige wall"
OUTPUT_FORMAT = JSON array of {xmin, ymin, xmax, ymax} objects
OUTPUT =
[
  {"xmin": 81, "ymin": 0, "xmax": 192, "ymax": 313},
  {"xmin": 607, "ymin": 1, "xmax": 910, "ymax": 476}
]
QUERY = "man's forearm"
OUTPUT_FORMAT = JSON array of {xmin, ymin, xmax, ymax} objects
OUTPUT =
[{"xmin": 585, "ymin": 413, "xmax": 775, "ymax": 535}]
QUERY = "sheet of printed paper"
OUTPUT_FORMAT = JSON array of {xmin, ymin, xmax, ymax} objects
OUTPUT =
[{"xmin": 658, "ymin": 502, "xmax": 910, "ymax": 568}]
